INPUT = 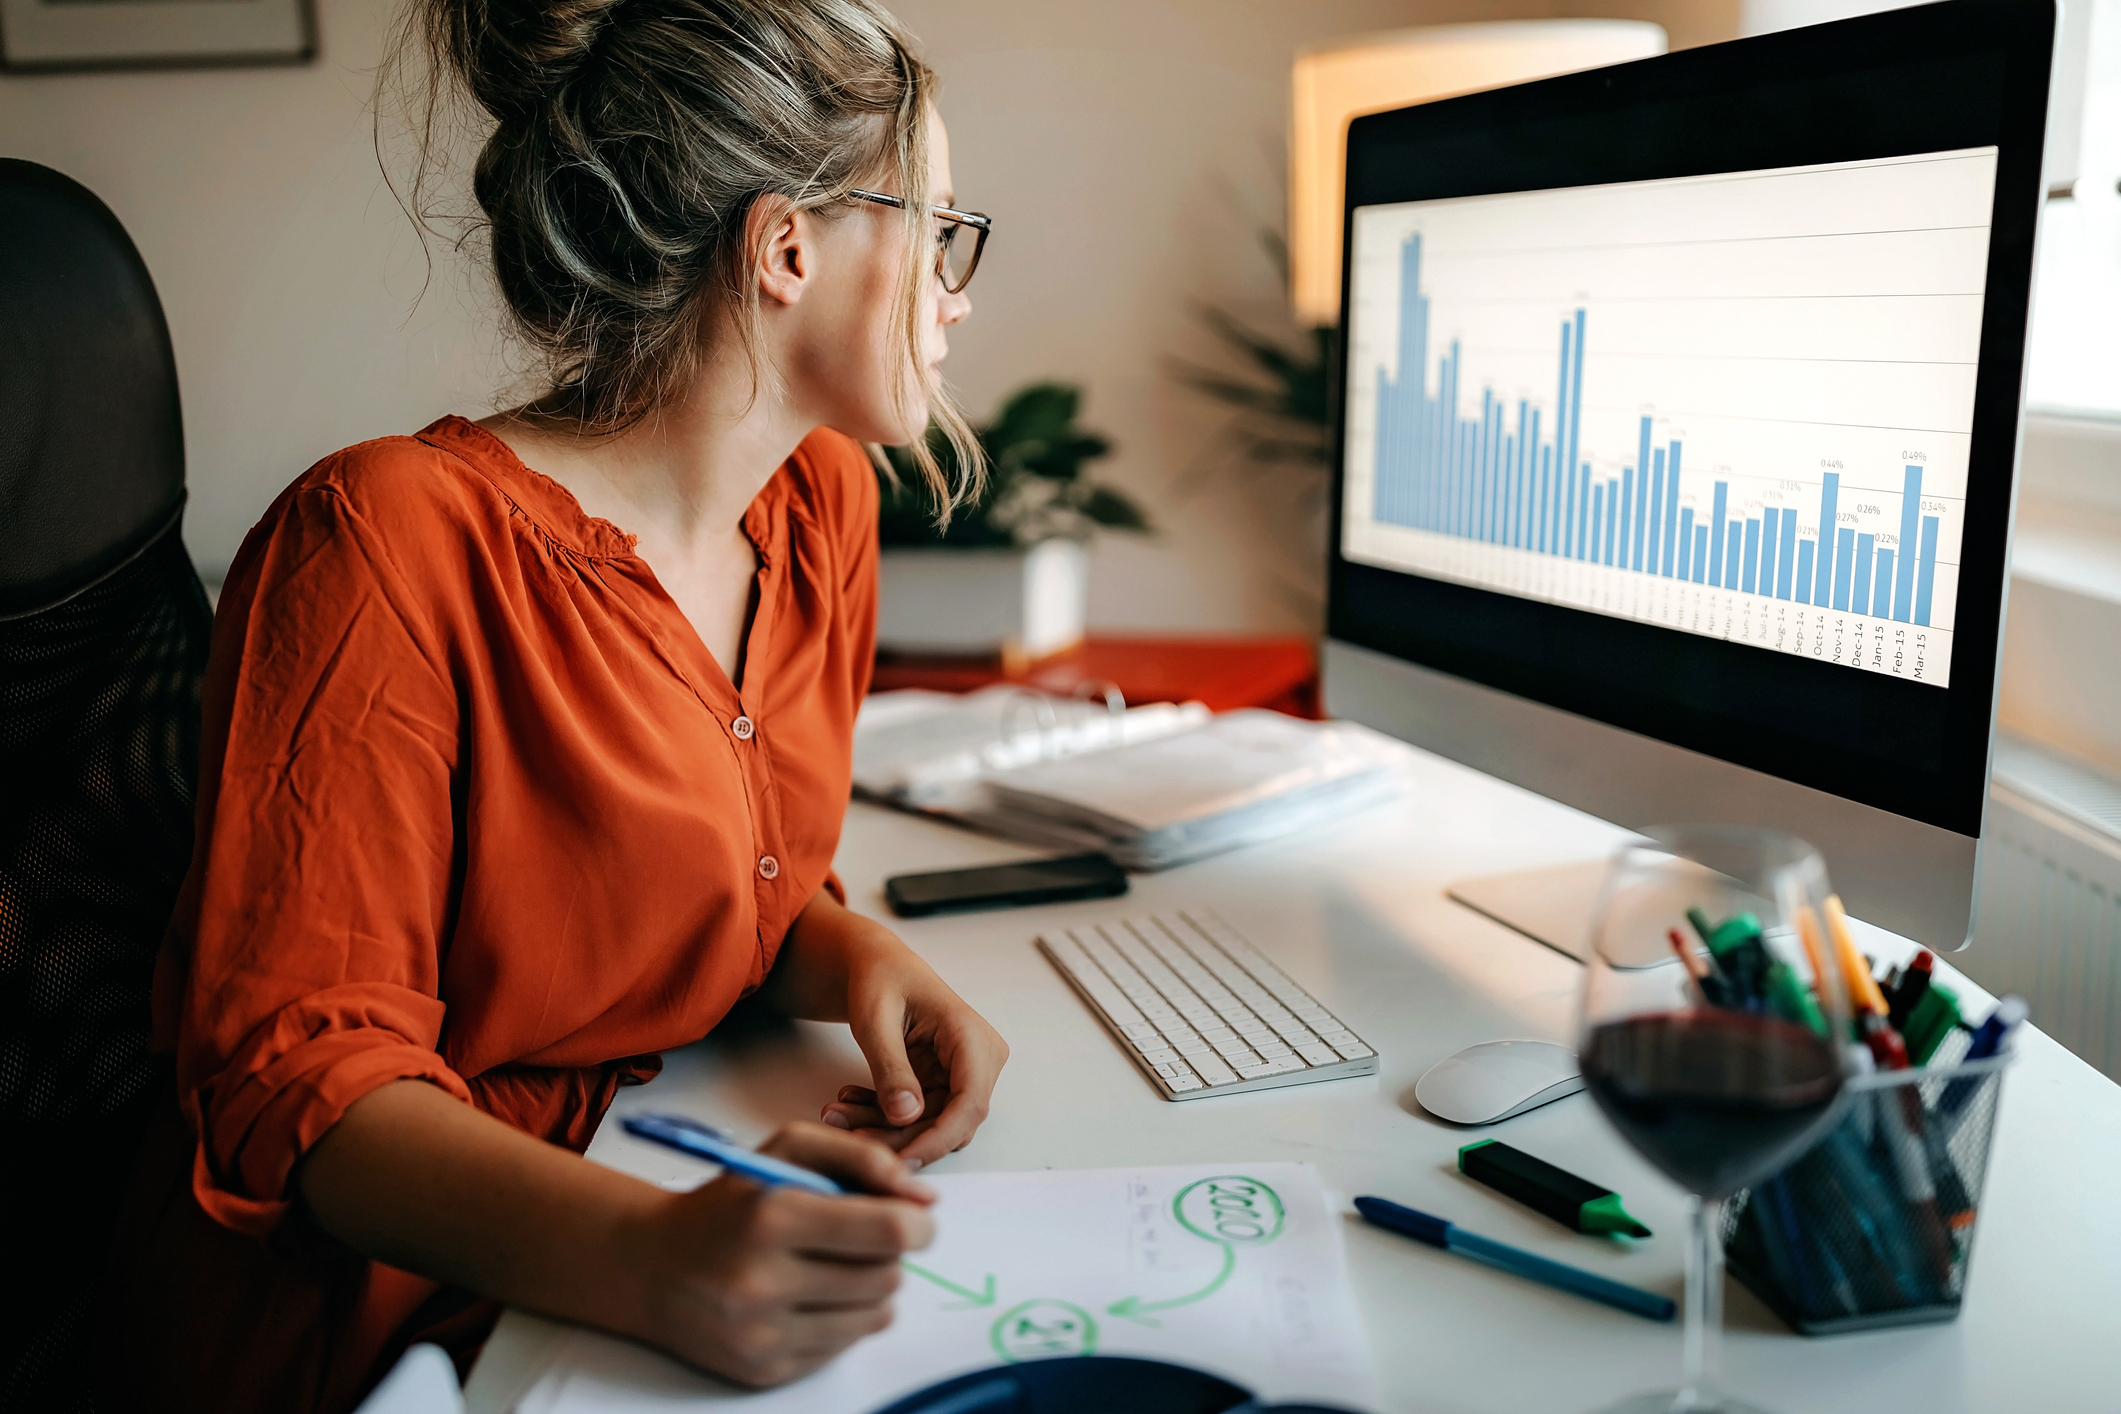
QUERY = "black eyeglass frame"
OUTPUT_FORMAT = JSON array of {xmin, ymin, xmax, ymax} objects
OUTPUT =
[{"xmin": 847, "ymin": 189, "xmax": 991, "ymax": 293}]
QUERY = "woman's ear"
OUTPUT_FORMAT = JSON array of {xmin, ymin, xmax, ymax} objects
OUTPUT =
[{"xmin": 749, "ymin": 195, "xmax": 810, "ymax": 309}]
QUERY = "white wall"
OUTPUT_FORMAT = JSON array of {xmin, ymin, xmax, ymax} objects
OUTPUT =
[
  {"xmin": 0, "ymin": 0, "xmax": 509, "ymax": 582},
  {"xmin": 1, "ymin": 0, "xmax": 1734, "ymax": 629},
  {"xmin": 1736, "ymin": 0, "xmax": 1919, "ymax": 35}
]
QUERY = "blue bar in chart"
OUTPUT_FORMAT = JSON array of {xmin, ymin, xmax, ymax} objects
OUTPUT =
[
  {"xmin": 1917, "ymin": 517, "xmax": 1940, "ymax": 624},
  {"xmin": 1894, "ymin": 465, "xmax": 1922, "ymax": 623},
  {"xmin": 1758, "ymin": 509, "xmax": 1778, "ymax": 596},
  {"xmin": 1777, "ymin": 508, "xmax": 1797, "ymax": 600}
]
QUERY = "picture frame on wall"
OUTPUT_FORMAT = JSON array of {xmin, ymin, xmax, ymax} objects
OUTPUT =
[{"xmin": 0, "ymin": 0, "xmax": 315, "ymax": 72}]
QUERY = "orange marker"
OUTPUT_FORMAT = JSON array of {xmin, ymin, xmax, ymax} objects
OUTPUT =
[
  {"xmin": 1794, "ymin": 904, "xmax": 1832, "ymax": 1001},
  {"xmin": 1823, "ymin": 894, "xmax": 1890, "ymax": 1017}
]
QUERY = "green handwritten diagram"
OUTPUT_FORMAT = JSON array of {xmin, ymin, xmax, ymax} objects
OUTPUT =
[{"xmin": 900, "ymin": 1174, "xmax": 1286, "ymax": 1363}]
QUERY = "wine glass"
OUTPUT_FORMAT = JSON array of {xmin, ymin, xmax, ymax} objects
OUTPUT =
[{"xmin": 1578, "ymin": 826, "xmax": 1852, "ymax": 1414}]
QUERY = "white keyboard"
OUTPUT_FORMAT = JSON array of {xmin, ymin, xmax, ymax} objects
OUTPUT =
[{"xmin": 1036, "ymin": 909, "xmax": 1379, "ymax": 1101}]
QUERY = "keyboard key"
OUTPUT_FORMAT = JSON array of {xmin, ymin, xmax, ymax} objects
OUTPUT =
[
  {"xmin": 1236, "ymin": 1057, "xmax": 1308, "ymax": 1080},
  {"xmin": 1140, "ymin": 1046, "xmax": 1179, "ymax": 1065},
  {"xmin": 1212, "ymin": 1038, "xmax": 1254, "ymax": 1060},
  {"xmin": 1174, "ymin": 1039, "xmax": 1212, "ymax": 1057},
  {"xmin": 1296, "ymin": 1043, "xmax": 1337, "ymax": 1066},
  {"xmin": 1191, "ymin": 1054, "xmax": 1237, "ymax": 1086},
  {"xmin": 1200, "ymin": 1026, "xmax": 1236, "ymax": 1043},
  {"xmin": 1333, "ymin": 1041, "xmax": 1375, "ymax": 1061},
  {"xmin": 1167, "ymin": 1071, "xmax": 1205, "ymax": 1092},
  {"xmin": 1253, "ymin": 1040, "xmax": 1294, "ymax": 1060}
]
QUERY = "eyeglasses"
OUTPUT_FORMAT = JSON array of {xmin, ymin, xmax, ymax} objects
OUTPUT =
[{"xmin": 848, "ymin": 189, "xmax": 991, "ymax": 294}]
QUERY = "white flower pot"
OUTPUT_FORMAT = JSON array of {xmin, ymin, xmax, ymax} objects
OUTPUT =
[{"xmin": 877, "ymin": 539, "xmax": 1087, "ymax": 663}]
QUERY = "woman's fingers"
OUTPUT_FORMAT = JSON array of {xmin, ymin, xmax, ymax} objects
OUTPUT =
[
  {"xmin": 890, "ymin": 1085, "xmax": 991, "ymax": 1169},
  {"xmin": 785, "ymin": 1254, "xmax": 904, "ymax": 1310},
  {"xmin": 784, "ymin": 1302, "xmax": 898, "ymax": 1358},
  {"xmin": 758, "ymin": 1121, "xmax": 934, "ymax": 1202},
  {"xmin": 892, "ymin": 1014, "xmax": 1008, "ymax": 1167},
  {"xmin": 820, "ymin": 1086, "xmax": 950, "ymax": 1135},
  {"xmin": 846, "ymin": 996, "xmax": 928, "ymax": 1127},
  {"xmin": 760, "ymin": 1188, "xmax": 935, "ymax": 1260}
]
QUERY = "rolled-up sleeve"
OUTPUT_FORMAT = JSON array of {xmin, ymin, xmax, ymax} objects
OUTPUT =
[{"xmin": 166, "ymin": 477, "xmax": 470, "ymax": 1236}]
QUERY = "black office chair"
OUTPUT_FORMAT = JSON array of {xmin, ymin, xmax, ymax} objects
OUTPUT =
[{"xmin": 0, "ymin": 160, "xmax": 214, "ymax": 1412}]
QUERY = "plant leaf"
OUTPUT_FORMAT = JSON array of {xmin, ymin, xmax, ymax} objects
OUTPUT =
[
  {"xmin": 1078, "ymin": 484, "xmax": 1152, "ymax": 531},
  {"xmin": 988, "ymin": 382, "xmax": 1079, "ymax": 450}
]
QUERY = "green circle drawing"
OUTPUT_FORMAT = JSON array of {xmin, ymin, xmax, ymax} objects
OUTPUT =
[
  {"xmin": 1172, "ymin": 1175, "xmax": 1285, "ymax": 1248},
  {"xmin": 989, "ymin": 1298, "xmax": 1099, "ymax": 1363}
]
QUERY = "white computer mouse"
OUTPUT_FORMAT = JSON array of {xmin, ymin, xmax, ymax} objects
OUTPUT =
[{"xmin": 1414, "ymin": 1039, "xmax": 1584, "ymax": 1125}]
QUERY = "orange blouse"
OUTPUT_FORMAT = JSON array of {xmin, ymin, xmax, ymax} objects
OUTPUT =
[{"xmin": 109, "ymin": 417, "xmax": 878, "ymax": 1413}]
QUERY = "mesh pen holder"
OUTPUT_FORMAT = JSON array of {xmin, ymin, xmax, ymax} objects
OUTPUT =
[{"xmin": 1723, "ymin": 1030, "xmax": 2012, "ymax": 1336}]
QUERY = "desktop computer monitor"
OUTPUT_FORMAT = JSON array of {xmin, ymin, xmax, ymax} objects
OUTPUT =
[{"xmin": 1322, "ymin": 0, "xmax": 2057, "ymax": 953}]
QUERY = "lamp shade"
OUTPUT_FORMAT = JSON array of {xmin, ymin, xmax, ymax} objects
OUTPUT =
[{"xmin": 1289, "ymin": 20, "xmax": 1666, "ymax": 326}]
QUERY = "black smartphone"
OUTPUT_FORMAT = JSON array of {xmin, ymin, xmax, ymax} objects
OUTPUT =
[{"xmin": 884, "ymin": 853, "xmax": 1128, "ymax": 918}]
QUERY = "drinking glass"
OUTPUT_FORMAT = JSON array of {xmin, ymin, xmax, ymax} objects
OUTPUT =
[{"xmin": 1578, "ymin": 826, "xmax": 1852, "ymax": 1414}]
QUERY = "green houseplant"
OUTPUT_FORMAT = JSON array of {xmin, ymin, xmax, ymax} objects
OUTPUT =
[
  {"xmin": 878, "ymin": 382, "xmax": 1148, "ymax": 547},
  {"xmin": 874, "ymin": 383, "xmax": 1148, "ymax": 663}
]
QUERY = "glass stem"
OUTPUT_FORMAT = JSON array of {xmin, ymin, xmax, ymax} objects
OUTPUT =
[{"xmin": 1676, "ymin": 1195, "xmax": 1725, "ymax": 1412}]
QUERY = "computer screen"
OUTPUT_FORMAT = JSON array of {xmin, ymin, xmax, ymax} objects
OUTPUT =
[
  {"xmin": 1343, "ymin": 147, "xmax": 1991, "ymax": 691},
  {"xmin": 1326, "ymin": 0, "xmax": 2054, "ymax": 851}
]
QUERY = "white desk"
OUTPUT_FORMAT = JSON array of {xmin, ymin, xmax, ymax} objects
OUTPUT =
[{"xmin": 466, "ymin": 743, "xmax": 2121, "ymax": 1414}]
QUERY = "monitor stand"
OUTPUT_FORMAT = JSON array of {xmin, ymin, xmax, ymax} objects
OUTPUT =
[{"xmin": 1446, "ymin": 859, "xmax": 1610, "ymax": 964}]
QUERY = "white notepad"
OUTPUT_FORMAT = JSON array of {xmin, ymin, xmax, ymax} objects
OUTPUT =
[
  {"xmin": 513, "ymin": 1163, "xmax": 1376, "ymax": 1413},
  {"xmin": 979, "ymin": 712, "xmax": 1413, "ymax": 869},
  {"xmin": 854, "ymin": 687, "xmax": 1209, "ymax": 806}
]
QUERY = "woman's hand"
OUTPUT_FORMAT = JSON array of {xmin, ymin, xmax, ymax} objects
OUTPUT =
[
  {"xmin": 303, "ymin": 1087, "xmax": 932, "ymax": 1392},
  {"xmin": 624, "ymin": 1122, "xmax": 935, "ymax": 1387},
  {"xmin": 764, "ymin": 890, "xmax": 1009, "ymax": 1170},
  {"xmin": 822, "ymin": 941, "xmax": 1010, "ymax": 1168}
]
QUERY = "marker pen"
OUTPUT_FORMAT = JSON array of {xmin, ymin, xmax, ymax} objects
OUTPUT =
[{"xmin": 1457, "ymin": 1140, "xmax": 1652, "ymax": 1238}]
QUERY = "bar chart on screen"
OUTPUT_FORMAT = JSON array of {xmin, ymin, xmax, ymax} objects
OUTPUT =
[{"xmin": 1340, "ymin": 148, "xmax": 1997, "ymax": 689}]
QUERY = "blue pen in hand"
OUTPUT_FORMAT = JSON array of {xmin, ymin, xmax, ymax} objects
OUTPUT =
[
  {"xmin": 1355, "ymin": 1196, "xmax": 1675, "ymax": 1322},
  {"xmin": 623, "ymin": 1113, "xmax": 846, "ymax": 1195}
]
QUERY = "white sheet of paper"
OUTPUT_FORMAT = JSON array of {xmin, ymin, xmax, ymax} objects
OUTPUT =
[{"xmin": 514, "ymin": 1162, "xmax": 1376, "ymax": 1413}]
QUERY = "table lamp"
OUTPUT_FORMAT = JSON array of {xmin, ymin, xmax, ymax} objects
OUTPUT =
[{"xmin": 1289, "ymin": 20, "xmax": 1667, "ymax": 327}]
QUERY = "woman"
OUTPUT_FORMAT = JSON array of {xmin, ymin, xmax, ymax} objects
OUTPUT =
[{"xmin": 108, "ymin": 1, "xmax": 1007, "ymax": 1409}]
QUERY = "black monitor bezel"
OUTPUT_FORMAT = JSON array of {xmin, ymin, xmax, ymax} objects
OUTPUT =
[{"xmin": 1326, "ymin": 0, "xmax": 2054, "ymax": 840}]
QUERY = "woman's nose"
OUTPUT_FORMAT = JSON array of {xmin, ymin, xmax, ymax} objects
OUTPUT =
[{"xmin": 939, "ymin": 286, "xmax": 972, "ymax": 327}]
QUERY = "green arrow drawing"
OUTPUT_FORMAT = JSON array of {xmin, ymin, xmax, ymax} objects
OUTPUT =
[
  {"xmin": 1105, "ymin": 1242, "xmax": 1235, "ymax": 1326},
  {"xmin": 901, "ymin": 1260, "xmax": 997, "ymax": 1309}
]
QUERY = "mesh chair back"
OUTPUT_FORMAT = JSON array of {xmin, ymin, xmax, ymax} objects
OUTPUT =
[{"xmin": 0, "ymin": 160, "xmax": 212, "ymax": 1413}]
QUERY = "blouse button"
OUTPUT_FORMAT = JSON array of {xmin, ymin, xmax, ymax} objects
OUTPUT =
[
  {"xmin": 732, "ymin": 715, "xmax": 755, "ymax": 740},
  {"xmin": 758, "ymin": 854, "xmax": 780, "ymax": 880}
]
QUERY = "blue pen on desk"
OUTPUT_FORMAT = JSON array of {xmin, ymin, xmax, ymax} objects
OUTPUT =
[
  {"xmin": 1355, "ymin": 1196, "xmax": 1675, "ymax": 1322},
  {"xmin": 622, "ymin": 1113, "xmax": 846, "ymax": 1195}
]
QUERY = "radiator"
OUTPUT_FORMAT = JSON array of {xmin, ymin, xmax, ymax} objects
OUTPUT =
[{"xmin": 1960, "ymin": 735, "xmax": 2121, "ymax": 1082}]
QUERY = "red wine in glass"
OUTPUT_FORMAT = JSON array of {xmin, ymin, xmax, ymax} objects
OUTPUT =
[{"xmin": 1581, "ymin": 1010, "xmax": 1845, "ymax": 1200}]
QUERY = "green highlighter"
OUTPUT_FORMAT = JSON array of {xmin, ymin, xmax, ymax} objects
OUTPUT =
[{"xmin": 1458, "ymin": 1140, "xmax": 1652, "ymax": 1238}]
